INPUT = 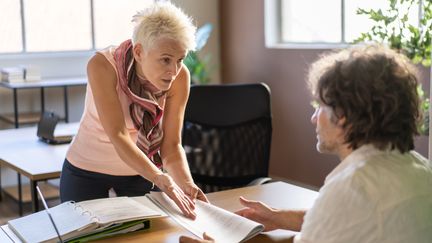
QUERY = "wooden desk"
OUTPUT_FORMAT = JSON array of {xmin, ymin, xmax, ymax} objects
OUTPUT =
[
  {"xmin": 99, "ymin": 182, "xmax": 319, "ymax": 243},
  {"xmin": 0, "ymin": 123, "xmax": 79, "ymax": 215},
  {"xmin": 0, "ymin": 77, "xmax": 86, "ymax": 128}
]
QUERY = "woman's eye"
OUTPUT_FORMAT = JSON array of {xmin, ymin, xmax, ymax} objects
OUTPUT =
[{"xmin": 162, "ymin": 58, "xmax": 170, "ymax": 64}]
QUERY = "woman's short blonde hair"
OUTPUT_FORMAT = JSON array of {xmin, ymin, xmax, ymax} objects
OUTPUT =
[{"xmin": 131, "ymin": 2, "xmax": 196, "ymax": 51}]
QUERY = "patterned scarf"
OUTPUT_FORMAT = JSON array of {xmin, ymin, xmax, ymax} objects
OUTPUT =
[{"xmin": 113, "ymin": 39, "xmax": 166, "ymax": 168}]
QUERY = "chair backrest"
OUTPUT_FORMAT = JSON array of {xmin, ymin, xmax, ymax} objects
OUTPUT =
[{"xmin": 182, "ymin": 83, "xmax": 272, "ymax": 192}]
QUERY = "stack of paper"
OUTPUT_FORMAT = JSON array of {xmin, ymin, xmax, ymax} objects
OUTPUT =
[
  {"xmin": 22, "ymin": 65, "xmax": 41, "ymax": 82},
  {"xmin": 1, "ymin": 67, "xmax": 25, "ymax": 83},
  {"xmin": 147, "ymin": 192, "xmax": 264, "ymax": 243}
]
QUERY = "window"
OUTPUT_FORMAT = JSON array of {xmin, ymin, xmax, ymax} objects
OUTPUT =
[
  {"xmin": 93, "ymin": 0, "xmax": 152, "ymax": 48},
  {"xmin": 0, "ymin": 0, "xmax": 22, "ymax": 53},
  {"xmin": 281, "ymin": 0, "xmax": 341, "ymax": 43},
  {"xmin": 24, "ymin": 0, "xmax": 92, "ymax": 52},
  {"xmin": 0, "ymin": 0, "xmax": 154, "ymax": 54},
  {"xmin": 265, "ymin": 0, "xmax": 420, "ymax": 48}
]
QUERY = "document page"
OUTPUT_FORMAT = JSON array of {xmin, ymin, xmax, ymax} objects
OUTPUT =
[
  {"xmin": 148, "ymin": 192, "xmax": 264, "ymax": 243},
  {"xmin": 132, "ymin": 195, "xmax": 168, "ymax": 217},
  {"xmin": 78, "ymin": 197, "xmax": 161, "ymax": 225},
  {"xmin": 1, "ymin": 225, "xmax": 22, "ymax": 243},
  {"xmin": 0, "ymin": 226, "xmax": 14, "ymax": 243}
]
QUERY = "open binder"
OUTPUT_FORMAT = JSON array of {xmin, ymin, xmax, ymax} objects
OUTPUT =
[{"xmin": 6, "ymin": 197, "xmax": 160, "ymax": 243}]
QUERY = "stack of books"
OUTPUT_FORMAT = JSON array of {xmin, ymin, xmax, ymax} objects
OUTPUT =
[
  {"xmin": 1, "ymin": 67, "xmax": 25, "ymax": 83},
  {"xmin": 0, "ymin": 65, "xmax": 41, "ymax": 83}
]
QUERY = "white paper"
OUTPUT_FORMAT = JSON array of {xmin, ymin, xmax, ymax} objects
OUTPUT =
[
  {"xmin": 77, "ymin": 196, "xmax": 161, "ymax": 225},
  {"xmin": 148, "ymin": 192, "xmax": 264, "ymax": 243}
]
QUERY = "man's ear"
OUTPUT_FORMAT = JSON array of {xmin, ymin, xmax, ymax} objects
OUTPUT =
[
  {"xmin": 133, "ymin": 43, "xmax": 143, "ymax": 63},
  {"xmin": 337, "ymin": 116, "xmax": 346, "ymax": 127}
]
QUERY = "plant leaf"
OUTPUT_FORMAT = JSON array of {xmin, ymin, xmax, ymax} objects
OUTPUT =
[{"xmin": 195, "ymin": 23, "xmax": 213, "ymax": 51}]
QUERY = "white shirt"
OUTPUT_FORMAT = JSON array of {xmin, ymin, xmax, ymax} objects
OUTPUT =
[{"xmin": 295, "ymin": 145, "xmax": 432, "ymax": 243}]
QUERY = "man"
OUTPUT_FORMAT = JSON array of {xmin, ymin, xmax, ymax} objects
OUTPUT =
[{"xmin": 180, "ymin": 45, "xmax": 432, "ymax": 243}]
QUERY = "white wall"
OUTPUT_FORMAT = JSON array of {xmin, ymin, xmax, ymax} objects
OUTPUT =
[
  {"xmin": 173, "ymin": 0, "xmax": 221, "ymax": 84},
  {"xmin": 429, "ymin": 67, "xmax": 432, "ymax": 160},
  {"xmin": 0, "ymin": 0, "xmax": 220, "ymax": 187}
]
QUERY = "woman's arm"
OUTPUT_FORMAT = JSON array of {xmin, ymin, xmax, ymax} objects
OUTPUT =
[
  {"xmin": 87, "ymin": 54, "xmax": 196, "ymax": 218},
  {"xmin": 160, "ymin": 64, "xmax": 207, "ymax": 202}
]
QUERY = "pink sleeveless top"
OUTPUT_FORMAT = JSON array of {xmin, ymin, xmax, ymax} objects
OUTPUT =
[{"xmin": 66, "ymin": 46, "xmax": 140, "ymax": 175}]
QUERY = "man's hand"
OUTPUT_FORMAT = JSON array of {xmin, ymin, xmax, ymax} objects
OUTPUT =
[
  {"xmin": 181, "ymin": 181, "xmax": 209, "ymax": 202},
  {"xmin": 153, "ymin": 173, "xmax": 197, "ymax": 219},
  {"xmin": 235, "ymin": 196, "xmax": 280, "ymax": 231},
  {"xmin": 179, "ymin": 232, "xmax": 214, "ymax": 243}
]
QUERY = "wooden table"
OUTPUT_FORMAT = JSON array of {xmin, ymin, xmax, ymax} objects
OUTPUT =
[
  {"xmin": 0, "ymin": 123, "xmax": 79, "ymax": 215},
  {"xmin": 99, "ymin": 181, "xmax": 319, "ymax": 243},
  {"xmin": 0, "ymin": 77, "xmax": 86, "ymax": 128}
]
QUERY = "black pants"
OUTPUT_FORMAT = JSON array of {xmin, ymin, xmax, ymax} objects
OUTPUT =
[{"xmin": 60, "ymin": 159, "xmax": 153, "ymax": 202}]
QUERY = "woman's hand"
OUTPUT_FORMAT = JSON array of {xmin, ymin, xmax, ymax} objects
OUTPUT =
[
  {"xmin": 179, "ymin": 232, "xmax": 214, "ymax": 243},
  {"xmin": 181, "ymin": 182, "xmax": 209, "ymax": 203},
  {"xmin": 235, "ymin": 197, "xmax": 280, "ymax": 232},
  {"xmin": 153, "ymin": 173, "xmax": 197, "ymax": 219}
]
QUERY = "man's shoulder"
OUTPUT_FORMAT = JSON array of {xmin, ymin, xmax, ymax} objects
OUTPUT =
[
  {"xmin": 304, "ymin": 152, "xmax": 432, "ymax": 243},
  {"xmin": 346, "ymin": 150, "xmax": 432, "ymax": 200}
]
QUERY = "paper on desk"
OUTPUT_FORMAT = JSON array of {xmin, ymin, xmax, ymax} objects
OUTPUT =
[
  {"xmin": 77, "ymin": 196, "xmax": 161, "ymax": 225},
  {"xmin": 148, "ymin": 192, "xmax": 264, "ymax": 243},
  {"xmin": 54, "ymin": 123, "xmax": 79, "ymax": 137},
  {"xmin": 131, "ymin": 196, "xmax": 168, "ymax": 217}
]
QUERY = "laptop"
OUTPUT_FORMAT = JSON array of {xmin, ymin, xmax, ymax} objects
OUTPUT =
[{"xmin": 37, "ymin": 111, "xmax": 74, "ymax": 145}]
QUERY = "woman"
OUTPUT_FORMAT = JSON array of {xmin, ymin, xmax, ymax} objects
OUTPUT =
[{"xmin": 60, "ymin": 2, "xmax": 207, "ymax": 219}]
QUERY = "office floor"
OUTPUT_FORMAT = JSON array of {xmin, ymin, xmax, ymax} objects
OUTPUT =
[{"xmin": 0, "ymin": 193, "xmax": 60, "ymax": 225}]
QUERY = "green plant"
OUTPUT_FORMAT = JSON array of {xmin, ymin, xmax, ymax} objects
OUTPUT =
[
  {"xmin": 184, "ymin": 23, "xmax": 213, "ymax": 84},
  {"xmin": 354, "ymin": 0, "xmax": 432, "ymax": 135},
  {"xmin": 418, "ymin": 85, "xmax": 430, "ymax": 135},
  {"xmin": 354, "ymin": 0, "xmax": 432, "ymax": 67}
]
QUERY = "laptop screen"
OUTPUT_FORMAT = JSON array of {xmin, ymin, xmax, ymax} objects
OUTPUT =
[{"xmin": 37, "ymin": 111, "xmax": 59, "ymax": 140}]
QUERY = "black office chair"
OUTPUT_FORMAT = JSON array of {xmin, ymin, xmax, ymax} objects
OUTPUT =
[{"xmin": 182, "ymin": 83, "xmax": 273, "ymax": 193}]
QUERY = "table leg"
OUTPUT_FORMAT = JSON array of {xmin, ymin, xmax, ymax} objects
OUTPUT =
[
  {"xmin": 63, "ymin": 86, "xmax": 69, "ymax": 123},
  {"xmin": 40, "ymin": 87, "xmax": 45, "ymax": 113},
  {"xmin": 30, "ymin": 180, "xmax": 39, "ymax": 212},
  {"xmin": 13, "ymin": 88, "xmax": 19, "ymax": 128},
  {"xmin": 18, "ymin": 173, "xmax": 23, "ymax": 216}
]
